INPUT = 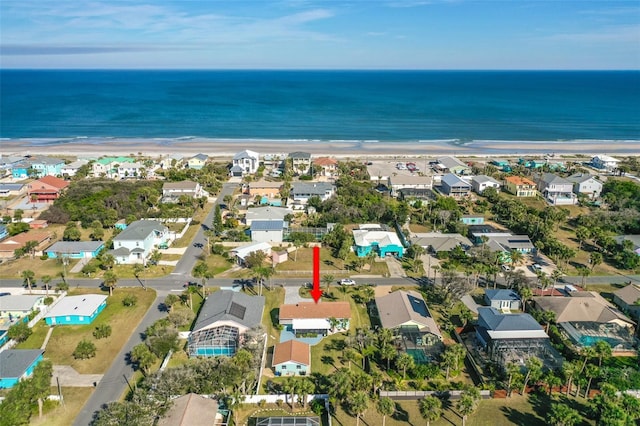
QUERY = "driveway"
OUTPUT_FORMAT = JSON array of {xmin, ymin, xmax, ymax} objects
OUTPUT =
[
  {"xmin": 284, "ymin": 285, "xmax": 306, "ymax": 304},
  {"xmin": 385, "ymin": 256, "xmax": 407, "ymax": 277},
  {"xmin": 52, "ymin": 365, "xmax": 103, "ymax": 387}
]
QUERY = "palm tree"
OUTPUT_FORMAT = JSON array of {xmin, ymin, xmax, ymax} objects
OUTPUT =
[
  {"xmin": 457, "ymin": 387, "xmax": 480, "ymax": 426},
  {"xmin": 395, "ymin": 352, "xmax": 415, "ymax": 379},
  {"xmin": 562, "ymin": 361, "xmax": 579, "ymax": 396},
  {"xmin": 505, "ymin": 362, "xmax": 523, "ymax": 397},
  {"xmin": 380, "ymin": 344, "xmax": 396, "ymax": 371},
  {"xmin": 296, "ymin": 378, "xmax": 315, "ymax": 410},
  {"xmin": 521, "ymin": 357, "xmax": 543, "ymax": 395},
  {"xmin": 431, "ymin": 264, "xmax": 441, "ymax": 285},
  {"xmin": 576, "ymin": 266, "xmax": 591, "ymax": 288},
  {"xmin": 348, "ymin": 391, "xmax": 369, "ymax": 426},
  {"xmin": 376, "ymin": 397, "xmax": 395, "ymax": 426},
  {"xmin": 343, "ymin": 348, "xmax": 360, "ymax": 371},
  {"xmin": 419, "ymin": 395, "xmax": 442, "ymax": 426},
  {"xmin": 41, "ymin": 275, "xmax": 52, "ymax": 296},
  {"xmin": 103, "ymin": 271, "xmax": 118, "ymax": 296},
  {"xmin": 21, "ymin": 270, "xmax": 35, "ymax": 294},
  {"xmin": 593, "ymin": 340, "xmax": 612, "ymax": 367},
  {"xmin": 282, "ymin": 377, "xmax": 299, "ymax": 409},
  {"xmin": 579, "ymin": 345, "xmax": 596, "ymax": 373},
  {"xmin": 509, "ymin": 250, "xmax": 524, "ymax": 269},
  {"xmin": 584, "ymin": 364, "xmax": 601, "ymax": 398},
  {"xmin": 518, "ymin": 286, "xmax": 533, "ymax": 312},
  {"xmin": 551, "ymin": 269, "xmax": 564, "ymax": 288},
  {"xmin": 548, "ymin": 403, "xmax": 582, "ymax": 426},
  {"xmin": 321, "ymin": 274, "xmax": 335, "ymax": 292}
]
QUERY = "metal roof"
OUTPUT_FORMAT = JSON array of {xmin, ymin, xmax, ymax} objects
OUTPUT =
[
  {"xmin": 250, "ymin": 220, "xmax": 287, "ymax": 231},
  {"xmin": 46, "ymin": 241, "xmax": 104, "ymax": 253},
  {"xmin": 44, "ymin": 294, "xmax": 107, "ymax": 319}
]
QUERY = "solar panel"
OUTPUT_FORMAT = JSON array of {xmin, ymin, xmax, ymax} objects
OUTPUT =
[{"xmin": 228, "ymin": 302, "xmax": 246, "ymax": 320}]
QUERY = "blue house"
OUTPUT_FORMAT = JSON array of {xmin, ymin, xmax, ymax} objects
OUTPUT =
[
  {"xmin": 44, "ymin": 295, "xmax": 107, "ymax": 325},
  {"xmin": 352, "ymin": 224, "xmax": 404, "ymax": 258},
  {"xmin": 11, "ymin": 156, "xmax": 64, "ymax": 178},
  {"xmin": 0, "ymin": 224, "xmax": 7, "ymax": 241},
  {"xmin": 272, "ymin": 339, "xmax": 311, "ymax": 376},
  {"xmin": 0, "ymin": 349, "xmax": 44, "ymax": 389},
  {"xmin": 460, "ymin": 215, "xmax": 485, "ymax": 225},
  {"xmin": 45, "ymin": 241, "xmax": 104, "ymax": 259},
  {"xmin": 484, "ymin": 289, "xmax": 522, "ymax": 311}
]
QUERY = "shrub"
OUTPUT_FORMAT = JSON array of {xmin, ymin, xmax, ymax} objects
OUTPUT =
[
  {"xmin": 73, "ymin": 340, "xmax": 97, "ymax": 359},
  {"xmin": 93, "ymin": 324, "xmax": 112, "ymax": 339},
  {"xmin": 122, "ymin": 294, "xmax": 138, "ymax": 307},
  {"xmin": 40, "ymin": 254, "xmax": 49, "ymax": 260},
  {"xmin": 43, "ymin": 297, "xmax": 54, "ymax": 306},
  {"xmin": 7, "ymin": 321, "xmax": 32, "ymax": 342},
  {"xmin": 258, "ymin": 399, "xmax": 267, "ymax": 408}
]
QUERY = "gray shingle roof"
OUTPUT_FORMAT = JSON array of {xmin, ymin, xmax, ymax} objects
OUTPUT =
[
  {"xmin": 193, "ymin": 291, "xmax": 265, "ymax": 332},
  {"xmin": 113, "ymin": 220, "xmax": 167, "ymax": 242},
  {"xmin": 0, "ymin": 349, "xmax": 43, "ymax": 379},
  {"xmin": 288, "ymin": 152, "xmax": 311, "ymax": 159},
  {"xmin": 46, "ymin": 241, "xmax": 104, "ymax": 253},
  {"xmin": 478, "ymin": 307, "xmax": 542, "ymax": 331},
  {"xmin": 291, "ymin": 182, "xmax": 335, "ymax": 196},
  {"xmin": 485, "ymin": 289, "xmax": 520, "ymax": 302},
  {"xmin": 472, "ymin": 175, "xmax": 500, "ymax": 185},
  {"xmin": 250, "ymin": 220, "xmax": 287, "ymax": 231},
  {"xmin": 375, "ymin": 290, "xmax": 442, "ymax": 339}
]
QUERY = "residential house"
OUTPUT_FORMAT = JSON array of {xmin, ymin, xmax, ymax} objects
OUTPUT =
[
  {"xmin": 388, "ymin": 174, "xmax": 433, "ymax": 198},
  {"xmin": 0, "ymin": 295, "xmax": 45, "ymax": 320},
  {"xmin": 29, "ymin": 220, "xmax": 48, "ymax": 229},
  {"xmin": 230, "ymin": 242, "xmax": 272, "ymax": 266},
  {"xmin": 0, "ymin": 231, "xmax": 51, "ymax": 259},
  {"xmin": 44, "ymin": 294, "xmax": 107, "ymax": 325},
  {"xmin": 272, "ymin": 339, "xmax": 311, "ymax": 376},
  {"xmin": 290, "ymin": 182, "xmax": 335, "ymax": 208},
  {"xmin": 162, "ymin": 181, "xmax": 204, "ymax": 201},
  {"xmin": 91, "ymin": 156, "xmax": 136, "ymax": 178},
  {"xmin": 471, "ymin": 175, "xmax": 501, "ymax": 194},
  {"xmin": 231, "ymin": 150, "xmax": 259, "ymax": 176},
  {"xmin": 279, "ymin": 302, "xmax": 351, "ymax": 336},
  {"xmin": 157, "ymin": 393, "xmax": 226, "ymax": 426},
  {"xmin": 614, "ymin": 235, "xmax": 640, "ymax": 256},
  {"xmin": 289, "ymin": 152, "xmax": 312, "ymax": 175},
  {"xmin": 61, "ymin": 159, "xmax": 88, "ymax": 178},
  {"xmin": 250, "ymin": 220, "xmax": 287, "ymax": 243},
  {"xmin": 0, "ymin": 350, "xmax": 44, "ymax": 389},
  {"xmin": 591, "ymin": 155, "xmax": 620, "ymax": 171},
  {"xmin": 375, "ymin": 290, "xmax": 443, "ymax": 345},
  {"xmin": 11, "ymin": 156, "xmax": 64, "ymax": 178},
  {"xmin": 440, "ymin": 173, "xmax": 471, "ymax": 198},
  {"xmin": 27, "ymin": 175, "xmax": 69, "ymax": 203},
  {"xmin": 188, "ymin": 290, "xmax": 265, "ymax": 357},
  {"xmin": 566, "ymin": 173, "xmax": 603, "ymax": 199},
  {"xmin": 0, "ymin": 225, "xmax": 8, "ymax": 241},
  {"xmin": 490, "ymin": 159, "xmax": 512, "ymax": 172},
  {"xmin": 187, "ymin": 154, "xmax": 208, "ymax": 170},
  {"xmin": 262, "ymin": 153, "xmax": 287, "ymax": 170},
  {"xmin": 504, "ymin": 176, "xmax": 537, "ymax": 197},
  {"xmin": 475, "ymin": 307, "xmax": 555, "ymax": 367},
  {"xmin": 536, "ymin": 173, "xmax": 577, "ymax": 205},
  {"xmin": 353, "ymin": 224, "xmax": 404, "ymax": 258},
  {"xmin": 613, "ymin": 284, "xmax": 640, "ymax": 320},
  {"xmin": 110, "ymin": 220, "xmax": 170, "ymax": 264},
  {"xmin": 313, "ymin": 157, "xmax": 338, "ymax": 177},
  {"xmin": 434, "ymin": 156, "xmax": 471, "ymax": 175},
  {"xmin": 115, "ymin": 161, "xmax": 146, "ymax": 179},
  {"xmin": 244, "ymin": 206, "xmax": 291, "ymax": 226},
  {"xmin": 45, "ymin": 241, "xmax": 104, "ymax": 259},
  {"xmin": 532, "ymin": 292, "xmax": 636, "ymax": 351},
  {"xmin": 460, "ymin": 215, "xmax": 485, "ymax": 225},
  {"xmin": 0, "ymin": 183, "xmax": 26, "ymax": 198},
  {"xmin": 484, "ymin": 290, "xmax": 521, "ymax": 311},
  {"xmin": 247, "ymin": 180, "xmax": 283, "ymax": 203},
  {"xmin": 397, "ymin": 188, "xmax": 437, "ymax": 203},
  {"xmin": 486, "ymin": 235, "xmax": 535, "ymax": 263},
  {"xmin": 411, "ymin": 232, "xmax": 472, "ymax": 254},
  {"xmin": 0, "ymin": 156, "xmax": 23, "ymax": 177}
]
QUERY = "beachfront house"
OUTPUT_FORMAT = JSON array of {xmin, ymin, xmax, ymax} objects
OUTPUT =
[
  {"xmin": 187, "ymin": 154, "xmax": 208, "ymax": 170},
  {"xmin": 0, "ymin": 350, "xmax": 44, "ymax": 389},
  {"xmin": 188, "ymin": 290, "xmax": 265, "ymax": 357},
  {"xmin": 490, "ymin": 159, "xmax": 512, "ymax": 172},
  {"xmin": 504, "ymin": 176, "xmax": 537, "ymax": 197},
  {"xmin": 278, "ymin": 301, "xmax": 351, "ymax": 337},
  {"xmin": 536, "ymin": 173, "xmax": 577, "ymax": 205},
  {"xmin": 471, "ymin": 175, "xmax": 501, "ymax": 194},
  {"xmin": 110, "ymin": 220, "xmax": 170, "ymax": 264},
  {"xmin": 591, "ymin": 155, "xmax": 620, "ymax": 172},
  {"xmin": 313, "ymin": 157, "xmax": 338, "ymax": 178},
  {"xmin": 434, "ymin": 156, "xmax": 471, "ymax": 175},
  {"xmin": 388, "ymin": 174, "xmax": 433, "ymax": 198},
  {"xmin": 272, "ymin": 340, "xmax": 311, "ymax": 377},
  {"xmin": 60, "ymin": 159, "xmax": 89, "ymax": 178},
  {"xmin": 566, "ymin": 173, "xmax": 603, "ymax": 199},
  {"xmin": 231, "ymin": 150, "xmax": 259, "ymax": 176},
  {"xmin": 45, "ymin": 241, "xmax": 104, "ymax": 260},
  {"xmin": 288, "ymin": 151, "xmax": 312, "ymax": 176},
  {"xmin": 0, "ymin": 231, "xmax": 51, "ymax": 259},
  {"xmin": 162, "ymin": 180, "xmax": 205, "ymax": 201},
  {"xmin": 290, "ymin": 182, "xmax": 335, "ymax": 209},
  {"xmin": 353, "ymin": 224, "xmax": 404, "ymax": 258},
  {"xmin": 44, "ymin": 294, "xmax": 107, "ymax": 325},
  {"xmin": 91, "ymin": 156, "xmax": 136, "ymax": 178},
  {"xmin": 11, "ymin": 156, "xmax": 64, "ymax": 179},
  {"xmin": 440, "ymin": 173, "xmax": 471, "ymax": 198},
  {"xmin": 27, "ymin": 175, "xmax": 70, "ymax": 203},
  {"xmin": 531, "ymin": 292, "xmax": 636, "ymax": 352}
]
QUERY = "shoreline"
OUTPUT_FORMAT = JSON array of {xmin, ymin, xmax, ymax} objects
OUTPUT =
[{"xmin": 1, "ymin": 137, "xmax": 639, "ymax": 159}]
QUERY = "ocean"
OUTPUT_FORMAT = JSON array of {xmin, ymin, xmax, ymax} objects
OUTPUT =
[{"xmin": 1, "ymin": 70, "xmax": 639, "ymax": 146}]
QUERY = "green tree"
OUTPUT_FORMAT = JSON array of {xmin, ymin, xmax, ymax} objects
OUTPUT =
[
  {"xmin": 593, "ymin": 340, "xmax": 612, "ymax": 367},
  {"xmin": 63, "ymin": 222, "xmax": 81, "ymax": 241},
  {"xmin": 380, "ymin": 343, "xmax": 396, "ymax": 371},
  {"xmin": 521, "ymin": 357, "xmax": 543, "ymax": 394},
  {"xmin": 575, "ymin": 227, "xmax": 590, "ymax": 250},
  {"xmin": 145, "ymin": 323, "xmax": 179, "ymax": 358},
  {"xmin": 93, "ymin": 324, "xmax": 112, "ymax": 339},
  {"xmin": 21, "ymin": 269, "xmax": 35, "ymax": 293},
  {"xmin": 103, "ymin": 270, "xmax": 118, "ymax": 296},
  {"xmin": 130, "ymin": 343, "xmax": 156, "ymax": 376},
  {"xmin": 576, "ymin": 266, "xmax": 591, "ymax": 288},
  {"xmin": 347, "ymin": 391, "xmax": 369, "ymax": 426},
  {"xmin": 32, "ymin": 360, "xmax": 53, "ymax": 419},
  {"xmin": 377, "ymin": 397, "xmax": 395, "ymax": 426},
  {"xmin": 244, "ymin": 249, "xmax": 267, "ymax": 269},
  {"xmin": 505, "ymin": 362, "xmax": 523, "ymax": 397},
  {"xmin": 282, "ymin": 376, "xmax": 299, "ymax": 409},
  {"xmin": 395, "ymin": 352, "xmax": 415, "ymax": 380},
  {"xmin": 8, "ymin": 321, "xmax": 32, "ymax": 343},
  {"xmin": 589, "ymin": 251, "xmax": 603, "ymax": 271},
  {"xmin": 101, "ymin": 253, "xmax": 115, "ymax": 270},
  {"xmin": 296, "ymin": 378, "xmax": 315, "ymax": 410},
  {"xmin": 41, "ymin": 275, "xmax": 52, "ymax": 296},
  {"xmin": 212, "ymin": 204, "xmax": 223, "ymax": 235},
  {"xmin": 457, "ymin": 387, "xmax": 480, "ymax": 426},
  {"xmin": 419, "ymin": 395, "xmax": 443, "ymax": 426},
  {"xmin": 343, "ymin": 347, "xmax": 361, "ymax": 371},
  {"xmin": 73, "ymin": 339, "xmax": 97, "ymax": 359},
  {"xmin": 122, "ymin": 294, "xmax": 138, "ymax": 307},
  {"xmin": 548, "ymin": 403, "xmax": 581, "ymax": 426},
  {"xmin": 163, "ymin": 294, "xmax": 179, "ymax": 313}
]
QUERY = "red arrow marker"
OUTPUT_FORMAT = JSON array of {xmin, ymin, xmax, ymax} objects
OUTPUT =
[{"xmin": 310, "ymin": 246, "xmax": 323, "ymax": 303}]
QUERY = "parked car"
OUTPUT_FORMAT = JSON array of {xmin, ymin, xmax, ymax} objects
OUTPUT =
[
  {"xmin": 501, "ymin": 264, "xmax": 511, "ymax": 272},
  {"xmin": 531, "ymin": 263, "xmax": 543, "ymax": 272},
  {"xmin": 396, "ymin": 162, "xmax": 407, "ymax": 170},
  {"xmin": 184, "ymin": 281, "xmax": 202, "ymax": 288},
  {"xmin": 339, "ymin": 278, "xmax": 356, "ymax": 286}
]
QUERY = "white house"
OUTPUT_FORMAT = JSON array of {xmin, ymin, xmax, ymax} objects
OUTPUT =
[
  {"xmin": 61, "ymin": 160, "xmax": 88, "ymax": 178},
  {"xmin": 162, "ymin": 181, "xmax": 205, "ymax": 200},
  {"xmin": 591, "ymin": 155, "xmax": 620, "ymax": 171},
  {"xmin": 566, "ymin": 173, "xmax": 603, "ymax": 199},
  {"xmin": 231, "ymin": 150, "xmax": 259, "ymax": 176},
  {"xmin": 290, "ymin": 182, "xmax": 335, "ymax": 208},
  {"xmin": 250, "ymin": 220, "xmax": 287, "ymax": 243},
  {"xmin": 471, "ymin": 175, "xmax": 501, "ymax": 194},
  {"xmin": 388, "ymin": 174, "xmax": 433, "ymax": 197},
  {"xmin": 230, "ymin": 241, "xmax": 272, "ymax": 265},
  {"xmin": 288, "ymin": 152, "xmax": 312, "ymax": 175},
  {"xmin": 110, "ymin": 220, "xmax": 170, "ymax": 264},
  {"xmin": 536, "ymin": 173, "xmax": 577, "ymax": 205}
]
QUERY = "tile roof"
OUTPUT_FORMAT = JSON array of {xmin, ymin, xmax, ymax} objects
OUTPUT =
[
  {"xmin": 505, "ymin": 176, "xmax": 536, "ymax": 186},
  {"xmin": 313, "ymin": 157, "xmax": 337, "ymax": 166},
  {"xmin": 279, "ymin": 301, "xmax": 351, "ymax": 320},
  {"xmin": 272, "ymin": 339, "xmax": 310, "ymax": 366},
  {"xmin": 156, "ymin": 393, "xmax": 219, "ymax": 426},
  {"xmin": 33, "ymin": 175, "xmax": 69, "ymax": 190}
]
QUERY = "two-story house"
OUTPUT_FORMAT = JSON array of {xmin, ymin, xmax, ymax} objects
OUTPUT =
[
  {"xmin": 27, "ymin": 175, "xmax": 69, "ymax": 203},
  {"xmin": 110, "ymin": 220, "xmax": 170, "ymax": 264},
  {"xmin": 231, "ymin": 150, "xmax": 259, "ymax": 177},
  {"xmin": 440, "ymin": 173, "xmax": 471, "ymax": 198},
  {"xmin": 312, "ymin": 157, "xmax": 338, "ymax": 178},
  {"xmin": 187, "ymin": 154, "xmax": 208, "ymax": 170},
  {"xmin": 61, "ymin": 160, "xmax": 89, "ymax": 178},
  {"xmin": 162, "ymin": 181, "xmax": 204, "ymax": 201},
  {"xmin": 11, "ymin": 156, "xmax": 64, "ymax": 179},
  {"xmin": 91, "ymin": 157, "xmax": 136, "ymax": 178},
  {"xmin": 566, "ymin": 173, "xmax": 603, "ymax": 199},
  {"xmin": 591, "ymin": 155, "xmax": 620, "ymax": 172},
  {"xmin": 290, "ymin": 182, "xmax": 335, "ymax": 208},
  {"xmin": 536, "ymin": 173, "xmax": 577, "ymax": 205},
  {"xmin": 288, "ymin": 152, "xmax": 312, "ymax": 176},
  {"xmin": 504, "ymin": 176, "xmax": 537, "ymax": 197},
  {"xmin": 471, "ymin": 175, "xmax": 501, "ymax": 194}
]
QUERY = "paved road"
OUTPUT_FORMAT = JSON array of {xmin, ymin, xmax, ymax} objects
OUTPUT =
[
  {"xmin": 73, "ymin": 293, "xmax": 166, "ymax": 426},
  {"xmin": 171, "ymin": 182, "xmax": 238, "ymax": 276}
]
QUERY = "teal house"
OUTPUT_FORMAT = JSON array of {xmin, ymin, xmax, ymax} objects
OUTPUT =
[
  {"xmin": 272, "ymin": 340, "xmax": 311, "ymax": 377},
  {"xmin": 11, "ymin": 156, "xmax": 64, "ymax": 178},
  {"xmin": 45, "ymin": 241, "xmax": 104, "ymax": 259},
  {"xmin": 352, "ymin": 224, "xmax": 404, "ymax": 258},
  {"xmin": 44, "ymin": 295, "xmax": 107, "ymax": 325},
  {"xmin": 460, "ymin": 215, "xmax": 485, "ymax": 225},
  {"xmin": 0, "ymin": 349, "xmax": 44, "ymax": 389}
]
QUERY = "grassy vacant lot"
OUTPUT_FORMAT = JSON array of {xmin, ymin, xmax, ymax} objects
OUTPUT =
[
  {"xmin": 30, "ymin": 387, "xmax": 93, "ymax": 426},
  {"xmin": 203, "ymin": 254, "xmax": 234, "ymax": 276},
  {"xmin": 43, "ymin": 288, "xmax": 156, "ymax": 374},
  {"xmin": 171, "ymin": 203, "xmax": 214, "ymax": 248},
  {"xmin": 0, "ymin": 256, "xmax": 73, "ymax": 279},
  {"xmin": 262, "ymin": 286, "xmax": 285, "ymax": 348},
  {"xmin": 275, "ymin": 247, "xmax": 389, "ymax": 277}
]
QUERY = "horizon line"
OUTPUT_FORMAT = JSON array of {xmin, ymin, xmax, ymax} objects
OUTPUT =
[{"xmin": 1, "ymin": 67, "xmax": 639, "ymax": 72}]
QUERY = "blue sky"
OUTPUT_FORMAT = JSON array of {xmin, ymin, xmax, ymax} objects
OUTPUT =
[{"xmin": 1, "ymin": 0, "xmax": 638, "ymax": 69}]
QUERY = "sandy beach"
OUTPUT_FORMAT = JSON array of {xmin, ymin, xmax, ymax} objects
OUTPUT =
[{"xmin": 1, "ymin": 138, "xmax": 638, "ymax": 159}]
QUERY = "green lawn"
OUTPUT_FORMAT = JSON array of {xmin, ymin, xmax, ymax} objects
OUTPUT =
[
  {"xmin": 43, "ymin": 288, "xmax": 156, "ymax": 374},
  {"xmin": 15, "ymin": 320, "xmax": 50, "ymax": 350},
  {"xmin": 172, "ymin": 203, "xmax": 214, "ymax": 248},
  {"xmin": 262, "ymin": 286, "xmax": 285, "ymax": 349},
  {"xmin": 203, "ymin": 254, "xmax": 234, "ymax": 275},
  {"xmin": 30, "ymin": 387, "xmax": 93, "ymax": 426}
]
